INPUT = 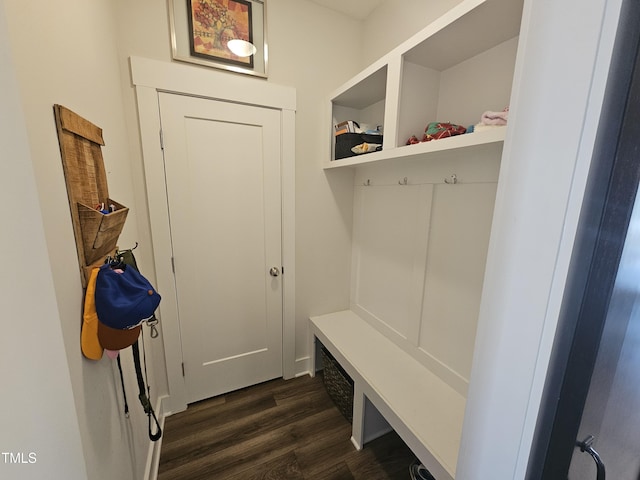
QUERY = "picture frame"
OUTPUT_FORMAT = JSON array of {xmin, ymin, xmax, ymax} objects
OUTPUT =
[{"xmin": 169, "ymin": 0, "xmax": 267, "ymax": 78}]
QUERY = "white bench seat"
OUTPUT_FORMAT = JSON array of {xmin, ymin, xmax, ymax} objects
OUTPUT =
[{"xmin": 309, "ymin": 310, "xmax": 465, "ymax": 480}]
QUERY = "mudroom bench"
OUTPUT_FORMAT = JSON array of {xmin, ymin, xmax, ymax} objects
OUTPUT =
[{"xmin": 309, "ymin": 310, "xmax": 465, "ymax": 480}]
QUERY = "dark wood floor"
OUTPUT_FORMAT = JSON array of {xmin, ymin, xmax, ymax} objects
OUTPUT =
[{"xmin": 158, "ymin": 374, "xmax": 417, "ymax": 479}]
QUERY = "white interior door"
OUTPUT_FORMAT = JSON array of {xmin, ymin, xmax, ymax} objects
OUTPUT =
[{"xmin": 158, "ymin": 92, "xmax": 283, "ymax": 404}]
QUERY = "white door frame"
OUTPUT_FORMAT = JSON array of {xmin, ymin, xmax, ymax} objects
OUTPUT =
[{"xmin": 130, "ymin": 56, "xmax": 296, "ymax": 414}]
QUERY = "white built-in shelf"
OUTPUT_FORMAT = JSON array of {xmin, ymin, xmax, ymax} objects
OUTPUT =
[
  {"xmin": 328, "ymin": 0, "xmax": 522, "ymax": 165},
  {"xmin": 324, "ymin": 126, "xmax": 506, "ymax": 169},
  {"xmin": 317, "ymin": 1, "xmax": 524, "ymax": 475}
]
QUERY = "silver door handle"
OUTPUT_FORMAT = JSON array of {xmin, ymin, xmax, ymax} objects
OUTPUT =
[{"xmin": 269, "ymin": 267, "xmax": 280, "ymax": 277}]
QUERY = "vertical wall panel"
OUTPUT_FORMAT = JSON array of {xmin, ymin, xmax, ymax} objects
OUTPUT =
[
  {"xmin": 419, "ymin": 182, "xmax": 497, "ymax": 381},
  {"xmin": 351, "ymin": 184, "xmax": 433, "ymax": 341},
  {"xmin": 349, "ymin": 158, "xmax": 499, "ymax": 395}
]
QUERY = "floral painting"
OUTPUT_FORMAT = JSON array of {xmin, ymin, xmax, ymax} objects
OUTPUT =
[{"xmin": 187, "ymin": 0, "xmax": 254, "ymax": 67}]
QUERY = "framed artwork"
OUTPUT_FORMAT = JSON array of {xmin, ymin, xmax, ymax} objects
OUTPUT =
[{"xmin": 169, "ymin": 0, "xmax": 267, "ymax": 78}]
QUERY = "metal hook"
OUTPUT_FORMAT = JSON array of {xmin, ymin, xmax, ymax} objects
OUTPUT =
[
  {"xmin": 444, "ymin": 174, "xmax": 458, "ymax": 185},
  {"xmin": 116, "ymin": 242, "xmax": 139, "ymax": 258},
  {"xmin": 398, "ymin": 177, "xmax": 408, "ymax": 186},
  {"xmin": 146, "ymin": 315, "xmax": 159, "ymax": 339},
  {"xmin": 150, "ymin": 324, "xmax": 159, "ymax": 339},
  {"xmin": 363, "ymin": 179, "xmax": 371, "ymax": 186}
]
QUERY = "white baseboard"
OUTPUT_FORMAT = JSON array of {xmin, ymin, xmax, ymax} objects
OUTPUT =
[
  {"xmin": 294, "ymin": 355, "xmax": 311, "ymax": 377},
  {"xmin": 144, "ymin": 395, "xmax": 167, "ymax": 480}
]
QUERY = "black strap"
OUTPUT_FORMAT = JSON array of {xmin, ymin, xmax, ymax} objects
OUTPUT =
[
  {"xmin": 133, "ymin": 335, "xmax": 162, "ymax": 441},
  {"xmin": 116, "ymin": 247, "xmax": 162, "ymax": 441},
  {"xmin": 116, "ymin": 354, "xmax": 129, "ymax": 417}
]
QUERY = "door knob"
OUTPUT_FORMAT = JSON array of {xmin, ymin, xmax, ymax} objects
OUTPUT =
[{"xmin": 269, "ymin": 267, "xmax": 280, "ymax": 277}]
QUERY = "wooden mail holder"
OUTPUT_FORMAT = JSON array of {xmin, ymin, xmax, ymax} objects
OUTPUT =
[{"xmin": 54, "ymin": 104, "xmax": 129, "ymax": 287}]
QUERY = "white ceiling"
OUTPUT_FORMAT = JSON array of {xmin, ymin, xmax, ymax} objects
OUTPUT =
[{"xmin": 307, "ymin": 0, "xmax": 386, "ymax": 20}]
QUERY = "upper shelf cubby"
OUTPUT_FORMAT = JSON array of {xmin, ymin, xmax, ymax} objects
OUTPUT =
[
  {"xmin": 327, "ymin": 0, "xmax": 524, "ymax": 168},
  {"xmin": 331, "ymin": 65, "xmax": 387, "ymax": 162},
  {"xmin": 332, "ymin": 65, "xmax": 387, "ymax": 110},
  {"xmin": 402, "ymin": 0, "xmax": 523, "ymax": 72}
]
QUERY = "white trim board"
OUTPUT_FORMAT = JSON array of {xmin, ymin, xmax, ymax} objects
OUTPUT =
[
  {"xmin": 130, "ymin": 56, "xmax": 295, "ymax": 111},
  {"xmin": 130, "ymin": 56, "xmax": 296, "ymax": 414}
]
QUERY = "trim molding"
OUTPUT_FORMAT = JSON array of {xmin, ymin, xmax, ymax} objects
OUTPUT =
[
  {"xmin": 130, "ymin": 56, "xmax": 295, "ymax": 110},
  {"xmin": 295, "ymin": 356, "xmax": 311, "ymax": 377}
]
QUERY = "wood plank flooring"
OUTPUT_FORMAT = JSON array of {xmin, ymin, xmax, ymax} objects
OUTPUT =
[{"xmin": 158, "ymin": 374, "xmax": 417, "ymax": 479}]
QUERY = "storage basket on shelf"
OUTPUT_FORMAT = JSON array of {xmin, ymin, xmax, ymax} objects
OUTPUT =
[
  {"xmin": 335, "ymin": 132, "xmax": 383, "ymax": 160},
  {"xmin": 320, "ymin": 345, "xmax": 354, "ymax": 423}
]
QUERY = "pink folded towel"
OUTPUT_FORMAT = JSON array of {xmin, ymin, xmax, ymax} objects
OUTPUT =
[{"xmin": 480, "ymin": 108, "xmax": 509, "ymax": 125}]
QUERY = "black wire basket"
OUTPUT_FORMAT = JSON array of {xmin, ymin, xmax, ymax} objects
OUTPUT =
[{"xmin": 320, "ymin": 346, "xmax": 354, "ymax": 423}]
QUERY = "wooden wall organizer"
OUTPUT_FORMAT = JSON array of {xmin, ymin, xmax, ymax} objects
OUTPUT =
[{"xmin": 54, "ymin": 105, "xmax": 129, "ymax": 287}]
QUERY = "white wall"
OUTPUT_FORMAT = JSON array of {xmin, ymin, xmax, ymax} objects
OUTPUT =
[
  {"xmin": 3, "ymin": 0, "xmax": 161, "ymax": 478},
  {"xmin": 268, "ymin": 0, "xmax": 363, "ymax": 361},
  {"xmin": 0, "ymin": 2, "xmax": 86, "ymax": 479}
]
